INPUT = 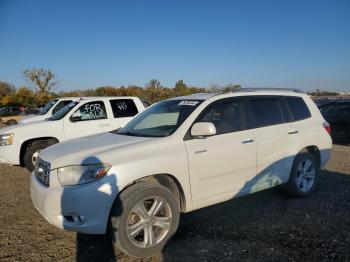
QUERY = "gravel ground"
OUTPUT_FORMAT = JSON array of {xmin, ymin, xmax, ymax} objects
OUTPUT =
[{"xmin": 0, "ymin": 144, "xmax": 349, "ymax": 261}]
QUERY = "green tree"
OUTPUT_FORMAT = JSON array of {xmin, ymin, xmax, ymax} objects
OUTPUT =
[
  {"xmin": 208, "ymin": 83, "xmax": 241, "ymax": 93},
  {"xmin": 23, "ymin": 68, "xmax": 59, "ymax": 94},
  {"xmin": 0, "ymin": 95, "xmax": 13, "ymax": 106},
  {"xmin": 146, "ymin": 79, "xmax": 162, "ymax": 89},
  {"xmin": 13, "ymin": 87, "xmax": 36, "ymax": 108},
  {"xmin": 174, "ymin": 79, "xmax": 190, "ymax": 96}
]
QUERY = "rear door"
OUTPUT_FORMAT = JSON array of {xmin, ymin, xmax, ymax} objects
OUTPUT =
[
  {"xmin": 63, "ymin": 100, "xmax": 112, "ymax": 140},
  {"xmin": 246, "ymin": 96, "xmax": 292, "ymax": 187},
  {"xmin": 109, "ymin": 99, "xmax": 139, "ymax": 130}
]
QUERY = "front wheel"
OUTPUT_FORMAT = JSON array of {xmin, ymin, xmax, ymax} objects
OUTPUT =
[
  {"xmin": 283, "ymin": 152, "xmax": 319, "ymax": 197},
  {"xmin": 23, "ymin": 139, "xmax": 57, "ymax": 171},
  {"xmin": 109, "ymin": 182, "xmax": 180, "ymax": 258}
]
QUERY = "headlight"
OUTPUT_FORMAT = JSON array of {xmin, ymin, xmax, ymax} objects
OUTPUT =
[
  {"xmin": 57, "ymin": 163, "xmax": 111, "ymax": 186},
  {"xmin": 0, "ymin": 133, "xmax": 14, "ymax": 146}
]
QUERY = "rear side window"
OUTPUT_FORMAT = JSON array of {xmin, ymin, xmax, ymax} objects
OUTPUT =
[
  {"xmin": 110, "ymin": 99, "xmax": 138, "ymax": 118},
  {"xmin": 249, "ymin": 97, "xmax": 283, "ymax": 127},
  {"xmin": 286, "ymin": 96, "xmax": 311, "ymax": 121}
]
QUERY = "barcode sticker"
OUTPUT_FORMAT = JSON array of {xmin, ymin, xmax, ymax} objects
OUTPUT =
[{"xmin": 178, "ymin": 101, "xmax": 199, "ymax": 106}]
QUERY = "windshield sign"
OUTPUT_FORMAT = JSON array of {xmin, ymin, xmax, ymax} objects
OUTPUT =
[{"xmin": 116, "ymin": 100, "xmax": 202, "ymax": 137}]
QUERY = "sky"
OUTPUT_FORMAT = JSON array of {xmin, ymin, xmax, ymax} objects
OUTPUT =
[{"xmin": 0, "ymin": 0, "xmax": 349, "ymax": 92}]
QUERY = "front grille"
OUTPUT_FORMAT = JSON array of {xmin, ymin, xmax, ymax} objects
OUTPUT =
[{"xmin": 34, "ymin": 157, "xmax": 51, "ymax": 187}]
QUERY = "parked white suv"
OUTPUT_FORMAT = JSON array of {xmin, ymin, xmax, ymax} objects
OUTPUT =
[
  {"xmin": 19, "ymin": 97, "xmax": 79, "ymax": 124},
  {"xmin": 31, "ymin": 89, "xmax": 332, "ymax": 257},
  {"xmin": 0, "ymin": 96, "xmax": 146, "ymax": 171}
]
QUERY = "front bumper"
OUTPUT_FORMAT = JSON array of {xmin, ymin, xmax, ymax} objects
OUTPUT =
[
  {"xmin": 0, "ymin": 143, "xmax": 21, "ymax": 165},
  {"xmin": 30, "ymin": 171, "xmax": 118, "ymax": 234}
]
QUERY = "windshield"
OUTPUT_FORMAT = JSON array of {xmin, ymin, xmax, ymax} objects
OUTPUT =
[
  {"xmin": 49, "ymin": 101, "xmax": 79, "ymax": 121},
  {"xmin": 116, "ymin": 99, "xmax": 202, "ymax": 137},
  {"xmin": 37, "ymin": 99, "xmax": 58, "ymax": 115}
]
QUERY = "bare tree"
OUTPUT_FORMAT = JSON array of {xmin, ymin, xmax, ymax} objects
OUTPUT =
[
  {"xmin": 207, "ymin": 83, "xmax": 241, "ymax": 93},
  {"xmin": 23, "ymin": 68, "xmax": 59, "ymax": 94},
  {"xmin": 0, "ymin": 81, "xmax": 15, "ymax": 97}
]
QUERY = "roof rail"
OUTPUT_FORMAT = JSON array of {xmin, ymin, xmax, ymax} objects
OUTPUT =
[{"xmin": 236, "ymin": 88, "xmax": 304, "ymax": 93}]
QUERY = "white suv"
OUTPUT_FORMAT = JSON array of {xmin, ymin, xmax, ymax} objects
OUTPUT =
[
  {"xmin": 19, "ymin": 97, "xmax": 80, "ymax": 124},
  {"xmin": 0, "ymin": 96, "xmax": 146, "ymax": 171},
  {"xmin": 31, "ymin": 89, "xmax": 332, "ymax": 257}
]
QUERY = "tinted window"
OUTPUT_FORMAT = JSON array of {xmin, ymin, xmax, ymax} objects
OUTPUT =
[
  {"xmin": 110, "ymin": 99, "xmax": 138, "ymax": 118},
  {"xmin": 71, "ymin": 101, "xmax": 107, "ymax": 122},
  {"xmin": 197, "ymin": 100, "xmax": 244, "ymax": 134},
  {"xmin": 0, "ymin": 108, "xmax": 10, "ymax": 115},
  {"xmin": 286, "ymin": 96, "xmax": 311, "ymax": 121},
  {"xmin": 141, "ymin": 99, "xmax": 151, "ymax": 108},
  {"xmin": 320, "ymin": 103, "xmax": 350, "ymax": 121},
  {"xmin": 52, "ymin": 100, "xmax": 73, "ymax": 114},
  {"xmin": 249, "ymin": 97, "xmax": 283, "ymax": 127},
  {"xmin": 280, "ymin": 97, "xmax": 292, "ymax": 122}
]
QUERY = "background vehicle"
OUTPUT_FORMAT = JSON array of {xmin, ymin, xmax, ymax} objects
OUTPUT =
[
  {"xmin": 0, "ymin": 106, "xmax": 24, "ymax": 125},
  {"xmin": 0, "ymin": 96, "xmax": 146, "ymax": 171},
  {"xmin": 319, "ymin": 99, "xmax": 350, "ymax": 143},
  {"xmin": 31, "ymin": 89, "xmax": 332, "ymax": 257},
  {"xmin": 19, "ymin": 97, "xmax": 79, "ymax": 124}
]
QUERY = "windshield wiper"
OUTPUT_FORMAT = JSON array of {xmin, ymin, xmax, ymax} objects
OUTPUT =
[{"xmin": 117, "ymin": 131, "xmax": 163, "ymax": 137}]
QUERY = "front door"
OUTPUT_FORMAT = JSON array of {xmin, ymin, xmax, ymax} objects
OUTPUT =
[
  {"xmin": 185, "ymin": 98, "xmax": 257, "ymax": 208},
  {"xmin": 64, "ymin": 100, "xmax": 112, "ymax": 140}
]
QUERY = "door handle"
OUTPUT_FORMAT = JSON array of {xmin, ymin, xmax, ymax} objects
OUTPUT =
[
  {"xmin": 288, "ymin": 131, "xmax": 299, "ymax": 135},
  {"xmin": 242, "ymin": 138, "xmax": 254, "ymax": 144},
  {"xmin": 99, "ymin": 124, "xmax": 110, "ymax": 127}
]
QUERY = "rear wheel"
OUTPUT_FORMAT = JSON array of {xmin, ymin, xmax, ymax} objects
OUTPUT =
[
  {"xmin": 109, "ymin": 182, "xmax": 180, "ymax": 258},
  {"xmin": 23, "ymin": 139, "xmax": 57, "ymax": 171},
  {"xmin": 283, "ymin": 152, "xmax": 319, "ymax": 197}
]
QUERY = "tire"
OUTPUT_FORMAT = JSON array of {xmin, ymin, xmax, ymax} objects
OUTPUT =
[
  {"xmin": 6, "ymin": 119, "xmax": 17, "ymax": 125},
  {"xmin": 108, "ymin": 182, "xmax": 180, "ymax": 258},
  {"xmin": 23, "ymin": 139, "xmax": 57, "ymax": 171},
  {"xmin": 283, "ymin": 152, "xmax": 319, "ymax": 197}
]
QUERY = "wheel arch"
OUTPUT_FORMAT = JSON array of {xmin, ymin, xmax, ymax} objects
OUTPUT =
[
  {"xmin": 19, "ymin": 137, "xmax": 60, "ymax": 166},
  {"xmin": 114, "ymin": 173, "xmax": 187, "ymax": 214},
  {"xmin": 299, "ymin": 145, "xmax": 321, "ymax": 168}
]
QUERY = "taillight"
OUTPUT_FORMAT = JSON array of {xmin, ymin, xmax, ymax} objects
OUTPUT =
[{"xmin": 323, "ymin": 122, "xmax": 331, "ymax": 135}]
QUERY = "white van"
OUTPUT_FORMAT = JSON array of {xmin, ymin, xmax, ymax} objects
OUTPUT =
[
  {"xmin": 0, "ymin": 96, "xmax": 146, "ymax": 170},
  {"xmin": 31, "ymin": 89, "xmax": 332, "ymax": 257},
  {"xmin": 19, "ymin": 97, "xmax": 80, "ymax": 124}
]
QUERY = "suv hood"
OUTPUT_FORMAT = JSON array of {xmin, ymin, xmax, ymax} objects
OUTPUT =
[
  {"xmin": 0, "ymin": 119, "xmax": 56, "ymax": 135},
  {"xmin": 39, "ymin": 132, "xmax": 154, "ymax": 169},
  {"xmin": 18, "ymin": 114, "xmax": 44, "ymax": 124}
]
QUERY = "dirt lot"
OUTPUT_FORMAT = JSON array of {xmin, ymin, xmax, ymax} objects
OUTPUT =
[{"xmin": 0, "ymin": 145, "xmax": 349, "ymax": 262}]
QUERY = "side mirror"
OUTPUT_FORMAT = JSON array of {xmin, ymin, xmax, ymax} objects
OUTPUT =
[
  {"xmin": 70, "ymin": 111, "xmax": 81, "ymax": 122},
  {"xmin": 191, "ymin": 122, "xmax": 216, "ymax": 138}
]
